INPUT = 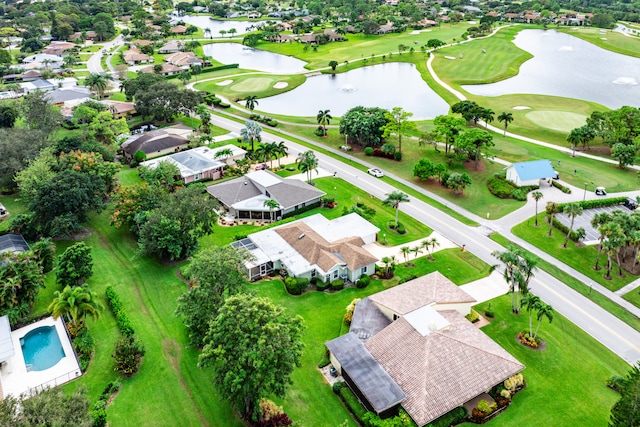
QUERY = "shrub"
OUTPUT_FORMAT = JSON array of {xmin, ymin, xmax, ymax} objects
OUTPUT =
[
  {"xmin": 500, "ymin": 389, "xmax": 511, "ymax": 399},
  {"xmin": 332, "ymin": 381, "xmax": 345, "ymax": 394},
  {"xmin": 340, "ymin": 386, "xmax": 368, "ymax": 422},
  {"xmin": 112, "ymin": 335, "xmax": 146, "ymax": 376},
  {"xmin": 551, "ymin": 180, "xmax": 572, "ymax": 193},
  {"xmin": 396, "ymin": 223, "xmax": 406, "ymax": 234},
  {"xmin": 356, "ymin": 274, "xmax": 370, "ymax": 288},
  {"xmin": 364, "ymin": 147, "xmax": 374, "ymax": 156},
  {"xmin": 266, "ymin": 120, "xmax": 278, "ymax": 127},
  {"xmin": 344, "ymin": 298, "xmax": 360, "ymax": 325},
  {"xmin": 484, "ymin": 303, "xmax": 495, "ymax": 318},
  {"xmin": 315, "ymin": 127, "xmax": 325, "ymax": 136},
  {"xmin": 316, "ymin": 280, "xmax": 330, "ymax": 291},
  {"xmin": 73, "ymin": 328, "xmax": 95, "ymax": 372},
  {"xmin": 284, "ymin": 277, "xmax": 305, "ymax": 295},
  {"xmin": 511, "ymin": 188, "xmax": 528, "ymax": 201},
  {"xmin": 101, "ymin": 380, "xmax": 121, "ymax": 398},
  {"xmin": 476, "ymin": 399, "xmax": 497, "ymax": 414},
  {"xmin": 504, "ymin": 373, "xmax": 525, "ymax": 392},
  {"xmin": 105, "ymin": 286, "xmax": 136, "ymax": 337},
  {"xmin": 331, "ymin": 279, "xmax": 344, "ymax": 291},
  {"xmin": 465, "ymin": 308, "xmax": 480, "ymax": 323},
  {"xmin": 393, "ymin": 151, "xmax": 402, "ymax": 161},
  {"xmin": 133, "ymin": 150, "xmax": 147, "ymax": 163},
  {"xmin": 91, "ymin": 408, "xmax": 107, "ymax": 427},
  {"xmin": 321, "ymin": 195, "xmax": 335, "ymax": 206},
  {"xmin": 606, "ymin": 375, "xmax": 626, "ymax": 392},
  {"xmin": 487, "ymin": 177, "xmax": 514, "ymax": 199}
]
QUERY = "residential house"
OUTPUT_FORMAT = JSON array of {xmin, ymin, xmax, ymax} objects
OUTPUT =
[
  {"xmin": 170, "ymin": 25, "xmax": 188, "ymax": 35},
  {"xmin": 68, "ymin": 31, "xmax": 97, "ymax": 41},
  {"xmin": 100, "ymin": 100, "xmax": 137, "ymax": 119},
  {"xmin": 504, "ymin": 13, "xmax": 519, "ymax": 22},
  {"xmin": 122, "ymin": 48, "xmax": 153, "ymax": 66},
  {"xmin": 377, "ymin": 22, "xmax": 395, "ymax": 34},
  {"xmin": 121, "ymin": 124, "xmax": 192, "ymax": 159},
  {"xmin": 208, "ymin": 170, "xmax": 326, "ymax": 225},
  {"xmin": 326, "ymin": 272, "xmax": 525, "ymax": 425},
  {"xmin": 210, "ymin": 144, "xmax": 247, "ymax": 164},
  {"xmin": 505, "ymin": 159, "xmax": 556, "ymax": 187},
  {"xmin": 20, "ymin": 70, "xmax": 42, "ymax": 82},
  {"xmin": 140, "ymin": 146, "xmax": 226, "ymax": 184},
  {"xmin": 20, "ymin": 79, "xmax": 57, "ymax": 94},
  {"xmin": 164, "ymin": 51, "xmax": 203, "ymax": 68},
  {"xmin": 247, "ymin": 12, "xmax": 262, "ymax": 18},
  {"xmin": 45, "ymin": 87, "xmax": 92, "ymax": 106},
  {"xmin": 131, "ymin": 39, "xmax": 152, "ymax": 48},
  {"xmin": 139, "ymin": 63, "xmax": 182, "ymax": 75},
  {"xmin": 231, "ymin": 212, "xmax": 378, "ymax": 281},
  {"xmin": 158, "ymin": 39, "xmax": 184, "ymax": 54},
  {"xmin": 22, "ymin": 53, "xmax": 63, "ymax": 68},
  {"xmin": 43, "ymin": 41, "xmax": 76, "ymax": 56}
]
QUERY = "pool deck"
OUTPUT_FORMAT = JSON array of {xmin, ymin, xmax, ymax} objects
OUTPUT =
[{"xmin": 0, "ymin": 317, "xmax": 81, "ymax": 398}]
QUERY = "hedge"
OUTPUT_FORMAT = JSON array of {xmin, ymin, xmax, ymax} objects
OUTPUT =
[
  {"xmin": 551, "ymin": 180, "xmax": 571, "ymax": 193},
  {"xmin": 339, "ymin": 386, "xmax": 368, "ymax": 423},
  {"xmin": 555, "ymin": 196, "xmax": 627, "ymax": 211},
  {"xmin": 282, "ymin": 201, "xmax": 321, "ymax": 219},
  {"xmin": 551, "ymin": 216, "xmax": 582, "ymax": 241},
  {"xmin": 105, "ymin": 286, "xmax": 135, "ymax": 337},
  {"xmin": 425, "ymin": 407, "xmax": 467, "ymax": 427}
]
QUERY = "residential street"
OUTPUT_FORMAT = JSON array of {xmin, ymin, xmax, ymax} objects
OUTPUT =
[{"xmin": 211, "ymin": 113, "xmax": 640, "ymax": 365}]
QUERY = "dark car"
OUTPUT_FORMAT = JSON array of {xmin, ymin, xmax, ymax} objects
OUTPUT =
[{"xmin": 624, "ymin": 197, "xmax": 638, "ymax": 210}]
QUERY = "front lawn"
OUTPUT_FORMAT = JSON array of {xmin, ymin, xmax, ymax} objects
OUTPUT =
[{"xmin": 460, "ymin": 295, "xmax": 628, "ymax": 426}]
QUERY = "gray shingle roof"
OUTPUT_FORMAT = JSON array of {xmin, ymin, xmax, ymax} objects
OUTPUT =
[
  {"xmin": 122, "ymin": 131, "xmax": 188, "ymax": 155},
  {"xmin": 0, "ymin": 234, "xmax": 30, "ymax": 255}
]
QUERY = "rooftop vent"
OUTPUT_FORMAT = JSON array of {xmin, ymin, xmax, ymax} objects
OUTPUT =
[{"xmin": 298, "ymin": 233, "xmax": 305, "ymax": 239}]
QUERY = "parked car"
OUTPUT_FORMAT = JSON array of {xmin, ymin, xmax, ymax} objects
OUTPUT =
[
  {"xmin": 624, "ymin": 197, "xmax": 638, "ymax": 210},
  {"xmin": 368, "ymin": 168, "xmax": 384, "ymax": 178},
  {"xmin": 255, "ymin": 163, "xmax": 267, "ymax": 171},
  {"xmin": 595, "ymin": 187, "xmax": 607, "ymax": 196},
  {"xmin": 553, "ymin": 170, "xmax": 559, "ymax": 179}
]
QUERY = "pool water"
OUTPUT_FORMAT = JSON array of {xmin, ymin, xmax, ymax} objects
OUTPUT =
[{"xmin": 20, "ymin": 326, "xmax": 65, "ymax": 371}]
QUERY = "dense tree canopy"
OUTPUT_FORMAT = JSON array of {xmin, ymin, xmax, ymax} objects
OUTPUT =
[
  {"xmin": 175, "ymin": 246, "xmax": 250, "ymax": 347},
  {"xmin": 339, "ymin": 106, "xmax": 389, "ymax": 147},
  {"xmin": 0, "ymin": 386, "xmax": 92, "ymax": 427},
  {"xmin": 56, "ymin": 242, "xmax": 94, "ymax": 287},
  {"xmin": 134, "ymin": 82, "xmax": 203, "ymax": 122},
  {"xmin": 0, "ymin": 252, "xmax": 45, "ymax": 323},
  {"xmin": 198, "ymin": 294, "xmax": 305, "ymax": 421},
  {"xmin": 610, "ymin": 364, "xmax": 640, "ymax": 426},
  {"xmin": 0, "ymin": 128, "xmax": 48, "ymax": 192}
]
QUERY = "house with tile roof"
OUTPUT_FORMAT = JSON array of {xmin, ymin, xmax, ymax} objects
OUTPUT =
[
  {"xmin": 141, "ymin": 146, "xmax": 226, "ymax": 184},
  {"xmin": 159, "ymin": 39, "xmax": 184, "ymax": 54},
  {"xmin": 326, "ymin": 272, "xmax": 524, "ymax": 425},
  {"xmin": 231, "ymin": 212, "xmax": 378, "ymax": 281},
  {"xmin": 122, "ymin": 48, "xmax": 153, "ymax": 66},
  {"xmin": 207, "ymin": 170, "xmax": 325, "ymax": 224},
  {"xmin": 120, "ymin": 124, "xmax": 192, "ymax": 159}
]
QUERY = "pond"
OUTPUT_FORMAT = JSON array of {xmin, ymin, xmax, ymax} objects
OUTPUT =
[
  {"xmin": 202, "ymin": 43, "xmax": 307, "ymax": 74},
  {"xmin": 462, "ymin": 29, "xmax": 640, "ymax": 109},
  {"xmin": 256, "ymin": 62, "xmax": 450, "ymax": 119},
  {"xmin": 172, "ymin": 15, "xmax": 260, "ymax": 36}
]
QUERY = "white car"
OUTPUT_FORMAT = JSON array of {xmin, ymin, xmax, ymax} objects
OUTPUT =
[{"xmin": 368, "ymin": 168, "xmax": 384, "ymax": 178}]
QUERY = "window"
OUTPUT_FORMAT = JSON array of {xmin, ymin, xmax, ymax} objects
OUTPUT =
[
  {"xmin": 333, "ymin": 270, "xmax": 338, "ymax": 279},
  {"xmin": 360, "ymin": 266, "xmax": 367, "ymax": 274},
  {"xmin": 311, "ymin": 270, "xmax": 316, "ymax": 277},
  {"xmin": 194, "ymin": 173, "xmax": 200, "ymax": 180}
]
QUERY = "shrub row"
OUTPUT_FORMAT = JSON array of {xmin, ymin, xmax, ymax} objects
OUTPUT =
[
  {"xmin": 332, "ymin": 382, "xmax": 415, "ymax": 427},
  {"xmin": 72, "ymin": 328, "xmax": 95, "ymax": 372},
  {"xmin": 551, "ymin": 180, "xmax": 572, "ymax": 194},
  {"xmin": 487, "ymin": 175, "xmax": 538, "ymax": 201},
  {"xmin": 249, "ymin": 113, "xmax": 278, "ymax": 127},
  {"xmin": 92, "ymin": 380, "xmax": 121, "ymax": 427},
  {"xmin": 333, "ymin": 382, "xmax": 368, "ymax": 423},
  {"xmin": 555, "ymin": 196, "xmax": 628, "ymax": 211},
  {"xmin": 167, "ymin": 64, "xmax": 239, "ymax": 81},
  {"xmin": 105, "ymin": 286, "xmax": 135, "ymax": 337},
  {"xmin": 425, "ymin": 407, "xmax": 467, "ymax": 427},
  {"xmin": 282, "ymin": 201, "xmax": 321, "ymax": 219},
  {"xmin": 551, "ymin": 216, "xmax": 583, "ymax": 241}
]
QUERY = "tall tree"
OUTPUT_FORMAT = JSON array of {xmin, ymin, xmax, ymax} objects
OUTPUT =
[
  {"xmin": 562, "ymin": 203, "xmax": 584, "ymax": 248},
  {"xmin": 21, "ymin": 91, "xmax": 61, "ymax": 138},
  {"xmin": 274, "ymin": 141, "xmax": 288, "ymax": 166},
  {"xmin": 240, "ymin": 120, "xmax": 262, "ymax": 152},
  {"xmin": 482, "ymin": 108, "xmax": 495, "ymax": 129},
  {"xmin": 492, "ymin": 245, "xmax": 537, "ymax": 313},
  {"xmin": 533, "ymin": 302, "xmax": 554, "ymax": 340},
  {"xmin": 316, "ymin": 109, "xmax": 332, "ymax": 137},
  {"xmin": 48, "ymin": 285, "xmax": 103, "ymax": 328},
  {"xmin": 134, "ymin": 81, "xmax": 203, "ymax": 122},
  {"xmin": 592, "ymin": 212, "xmax": 612, "ymax": 270},
  {"xmin": 610, "ymin": 364, "xmax": 640, "ymax": 427},
  {"xmin": 497, "ymin": 112, "xmax": 513, "ymax": 136},
  {"xmin": 380, "ymin": 107, "xmax": 417, "ymax": 155},
  {"xmin": 531, "ymin": 191, "xmax": 543, "ymax": 227},
  {"xmin": 263, "ymin": 199, "xmax": 281, "ymax": 222},
  {"xmin": 456, "ymin": 128, "xmax": 494, "ymax": 169},
  {"xmin": 433, "ymin": 115, "xmax": 465, "ymax": 154},
  {"xmin": 0, "ymin": 252, "xmax": 45, "ymax": 323},
  {"xmin": 198, "ymin": 294, "xmax": 305, "ymax": 421},
  {"xmin": 175, "ymin": 246, "xmax": 250, "ymax": 347},
  {"xmin": 84, "ymin": 73, "xmax": 113, "ymax": 99},
  {"xmin": 382, "ymin": 191, "xmax": 410, "ymax": 227},
  {"xmin": 521, "ymin": 294, "xmax": 541, "ymax": 336},
  {"xmin": 56, "ymin": 242, "xmax": 93, "ymax": 287},
  {"xmin": 244, "ymin": 95, "xmax": 259, "ymax": 112},
  {"xmin": 339, "ymin": 106, "xmax": 389, "ymax": 147}
]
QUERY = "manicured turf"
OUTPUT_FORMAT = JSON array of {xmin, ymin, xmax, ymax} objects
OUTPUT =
[
  {"xmin": 558, "ymin": 26, "xmax": 640, "ymax": 58},
  {"xmin": 0, "ymin": 195, "xmax": 26, "ymax": 233},
  {"xmin": 624, "ymin": 289, "xmax": 640, "ymax": 310},
  {"xmin": 196, "ymin": 73, "xmax": 306, "ymax": 99},
  {"xmin": 457, "ymin": 295, "xmax": 628, "ymax": 426},
  {"xmin": 524, "ymin": 110, "xmax": 588, "ymax": 133},
  {"xmin": 511, "ymin": 218, "xmax": 636, "ymax": 291}
]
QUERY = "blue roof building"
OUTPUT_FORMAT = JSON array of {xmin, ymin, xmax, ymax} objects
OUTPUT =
[{"xmin": 506, "ymin": 160, "xmax": 556, "ymax": 187}]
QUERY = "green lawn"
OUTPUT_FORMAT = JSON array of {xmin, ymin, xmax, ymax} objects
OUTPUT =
[
  {"xmin": 458, "ymin": 295, "xmax": 628, "ymax": 426},
  {"xmin": 0, "ymin": 194, "xmax": 26, "ymax": 232},
  {"xmin": 196, "ymin": 73, "xmax": 306, "ymax": 99},
  {"xmin": 511, "ymin": 218, "xmax": 637, "ymax": 291},
  {"xmin": 624, "ymin": 289, "xmax": 640, "ymax": 310},
  {"xmin": 557, "ymin": 26, "xmax": 640, "ymax": 58}
]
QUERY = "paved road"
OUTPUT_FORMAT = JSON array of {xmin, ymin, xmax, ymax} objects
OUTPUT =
[{"xmin": 211, "ymin": 113, "xmax": 640, "ymax": 365}]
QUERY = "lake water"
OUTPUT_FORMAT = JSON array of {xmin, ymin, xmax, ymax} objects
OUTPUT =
[
  {"xmin": 257, "ymin": 62, "xmax": 450, "ymax": 119},
  {"xmin": 202, "ymin": 43, "xmax": 307, "ymax": 74},
  {"xmin": 172, "ymin": 15, "xmax": 258, "ymax": 36},
  {"xmin": 462, "ymin": 29, "xmax": 640, "ymax": 109}
]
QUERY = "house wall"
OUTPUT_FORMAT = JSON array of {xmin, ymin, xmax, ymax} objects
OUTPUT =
[
  {"xmin": 373, "ymin": 303, "xmax": 398, "ymax": 322},
  {"xmin": 433, "ymin": 302, "xmax": 473, "ymax": 316},
  {"xmin": 329, "ymin": 351, "xmax": 342, "ymax": 373},
  {"xmin": 505, "ymin": 167, "xmax": 519, "ymax": 186}
]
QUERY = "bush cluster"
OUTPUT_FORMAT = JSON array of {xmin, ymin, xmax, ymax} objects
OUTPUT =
[
  {"xmin": 364, "ymin": 147, "xmax": 374, "ymax": 156},
  {"xmin": 551, "ymin": 216, "xmax": 583, "ymax": 242},
  {"xmin": 487, "ymin": 174, "xmax": 538, "ymax": 201},
  {"xmin": 504, "ymin": 373, "xmax": 525, "ymax": 392},
  {"xmin": 91, "ymin": 380, "xmax": 121, "ymax": 427},
  {"xmin": 249, "ymin": 113, "xmax": 278, "ymax": 127},
  {"xmin": 72, "ymin": 328, "xmax": 95, "ymax": 372},
  {"xmin": 356, "ymin": 274, "xmax": 371, "ymax": 289},
  {"xmin": 331, "ymin": 279, "xmax": 344, "ymax": 291},
  {"xmin": 284, "ymin": 277, "xmax": 309, "ymax": 295},
  {"xmin": 465, "ymin": 308, "xmax": 480, "ymax": 323},
  {"xmin": 551, "ymin": 180, "xmax": 572, "ymax": 193},
  {"xmin": 372, "ymin": 148, "xmax": 396, "ymax": 160},
  {"xmin": 555, "ymin": 196, "xmax": 627, "ymax": 211},
  {"xmin": 105, "ymin": 286, "xmax": 134, "ymax": 337},
  {"xmin": 315, "ymin": 280, "xmax": 330, "ymax": 291}
]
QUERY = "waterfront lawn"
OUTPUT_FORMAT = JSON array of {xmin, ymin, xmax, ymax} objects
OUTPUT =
[
  {"xmin": 196, "ymin": 73, "xmax": 306, "ymax": 99},
  {"xmin": 461, "ymin": 295, "xmax": 628, "ymax": 427},
  {"xmin": 432, "ymin": 25, "xmax": 532, "ymax": 85},
  {"xmin": 558, "ymin": 26, "xmax": 640, "ymax": 58},
  {"xmin": 512, "ymin": 219, "xmax": 636, "ymax": 291}
]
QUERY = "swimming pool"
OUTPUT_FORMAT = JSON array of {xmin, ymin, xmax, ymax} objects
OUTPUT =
[{"xmin": 20, "ymin": 326, "xmax": 66, "ymax": 371}]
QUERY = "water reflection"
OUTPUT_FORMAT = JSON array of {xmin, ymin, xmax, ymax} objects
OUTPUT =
[
  {"xmin": 202, "ymin": 43, "xmax": 307, "ymax": 73},
  {"xmin": 462, "ymin": 29, "xmax": 640, "ymax": 109},
  {"xmin": 172, "ymin": 15, "xmax": 258, "ymax": 36}
]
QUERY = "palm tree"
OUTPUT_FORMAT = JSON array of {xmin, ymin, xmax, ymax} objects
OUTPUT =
[
  {"xmin": 411, "ymin": 246, "xmax": 422, "ymax": 259},
  {"xmin": 497, "ymin": 112, "xmax": 513, "ymax": 136},
  {"xmin": 84, "ymin": 73, "xmax": 113, "ymax": 99},
  {"xmin": 316, "ymin": 109, "xmax": 332, "ymax": 136},
  {"xmin": 400, "ymin": 246, "xmax": 410, "ymax": 263},
  {"xmin": 492, "ymin": 245, "xmax": 537, "ymax": 313},
  {"xmin": 245, "ymin": 95, "xmax": 259, "ymax": 112},
  {"xmin": 275, "ymin": 141, "xmax": 288, "ymax": 167},
  {"xmin": 531, "ymin": 191, "xmax": 543, "ymax": 227},
  {"xmin": 266, "ymin": 142, "xmax": 279, "ymax": 168},
  {"xmin": 483, "ymin": 108, "xmax": 494, "ymax": 129},
  {"xmin": 521, "ymin": 294, "xmax": 541, "ymax": 336},
  {"xmin": 254, "ymin": 142, "xmax": 271, "ymax": 165},
  {"xmin": 533, "ymin": 303, "xmax": 554, "ymax": 340},
  {"xmin": 240, "ymin": 120, "xmax": 262, "ymax": 152},
  {"xmin": 296, "ymin": 150, "xmax": 319, "ymax": 184},
  {"xmin": 48, "ymin": 285, "xmax": 104, "ymax": 328},
  {"xmin": 546, "ymin": 202, "xmax": 558, "ymax": 237},
  {"xmin": 382, "ymin": 191, "xmax": 410, "ymax": 228},
  {"xmin": 195, "ymin": 104, "xmax": 211, "ymax": 133},
  {"xmin": 328, "ymin": 60, "xmax": 339, "ymax": 71},
  {"xmin": 215, "ymin": 147, "xmax": 234, "ymax": 163},
  {"xmin": 421, "ymin": 237, "xmax": 440, "ymax": 260},
  {"xmin": 566, "ymin": 128, "xmax": 582, "ymax": 157},
  {"xmin": 219, "ymin": 29, "xmax": 227, "ymax": 38},
  {"xmin": 204, "ymin": 27, "xmax": 212, "ymax": 39},
  {"xmin": 263, "ymin": 199, "xmax": 281, "ymax": 222},
  {"xmin": 592, "ymin": 213, "xmax": 611, "ymax": 270},
  {"xmin": 563, "ymin": 202, "xmax": 583, "ymax": 248}
]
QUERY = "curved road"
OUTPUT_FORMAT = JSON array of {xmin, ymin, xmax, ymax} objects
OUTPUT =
[{"xmin": 211, "ymin": 112, "xmax": 640, "ymax": 365}]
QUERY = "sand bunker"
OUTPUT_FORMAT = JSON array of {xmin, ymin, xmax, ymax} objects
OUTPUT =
[
  {"xmin": 444, "ymin": 56, "xmax": 456, "ymax": 60},
  {"xmin": 410, "ymin": 29, "xmax": 432, "ymax": 34},
  {"xmin": 612, "ymin": 77, "xmax": 638, "ymax": 86},
  {"xmin": 273, "ymin": 82, "xmax": 288, "ymax": 89},
  {"xmin": 216, "ymin": 80, "xmax": 233, "ymax": 86},
  {"xmin": 512, "ymin": 106, "xmax": 531, "ymax": 110},
  {"xmin": 558, "ymin": 46, "xmax": 574, "ymax": 52},
  {"xmin": 600, "ymin": 37, "xmax": 608, "ymax": 40}
]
